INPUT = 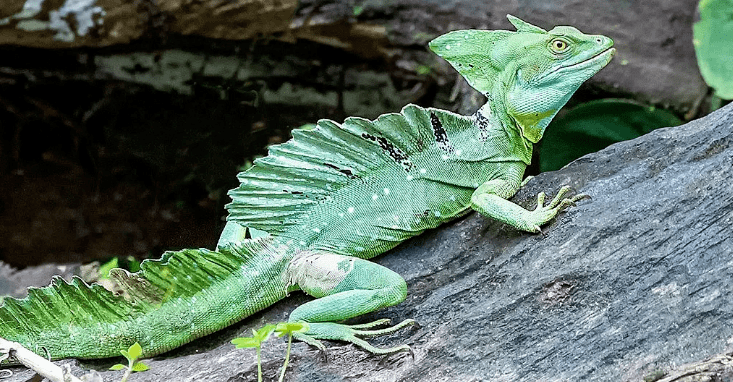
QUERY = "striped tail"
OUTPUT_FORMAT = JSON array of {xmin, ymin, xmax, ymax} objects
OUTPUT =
[{"xmin": 0, "ymin": 237, "xmax": 287, "ymax": 364}]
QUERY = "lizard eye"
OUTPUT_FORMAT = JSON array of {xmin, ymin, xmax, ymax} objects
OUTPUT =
[{"xmin": 549, "ymin": 38, "xmax": 570, "ymax": 53}]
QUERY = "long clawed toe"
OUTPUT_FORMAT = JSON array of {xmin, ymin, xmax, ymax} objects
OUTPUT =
[
  {"xmin": 344, "ymin": 318, "xmax": 416, "ymax": 355},
  {"xmin": 525, "ymin": 186, "xmax": 589, "ymax": 232},
  {"xmin": 294, "ymin": 319, "xmax": 417, "ymax": 358},
  {"xmin": 350, "ymin": 319, "xmax": 416, "ymax": 337},
  {"xmin": 545, "ymin": 186, "xmax": 589, "ymax": 212}
]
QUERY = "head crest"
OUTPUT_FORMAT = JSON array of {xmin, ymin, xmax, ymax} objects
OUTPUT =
[
  {"xmin": 506, "ymin": 15, "xmax": 546, "ymax": 33},
  {"xmin": 428, "ymin": 15, "xmax": 547, "ymax": 95}
]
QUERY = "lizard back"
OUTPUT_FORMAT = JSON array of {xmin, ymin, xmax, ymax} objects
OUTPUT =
[{"xmin": 227, "ymin": 104, "xmax": 531, "ymax": 258}]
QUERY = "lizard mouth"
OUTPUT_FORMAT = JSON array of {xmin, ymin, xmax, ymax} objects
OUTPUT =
[
  {"xmin": 563, "ymin": 47, "xmax": 616, "ymax": 72},
  {"xmin": 536, "ymin": 47, "xmax": 615, "ymax": 83}
]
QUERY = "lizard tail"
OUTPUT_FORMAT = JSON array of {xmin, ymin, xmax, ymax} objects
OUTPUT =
[{"xmin": 0, "ymin": 237, "xmax": 287, "ymax": 364}]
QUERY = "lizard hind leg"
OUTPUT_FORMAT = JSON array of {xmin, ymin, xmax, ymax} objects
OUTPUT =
[{"xmin": 285, "ymin": 251, "xmax": 416, "ymax": 355}]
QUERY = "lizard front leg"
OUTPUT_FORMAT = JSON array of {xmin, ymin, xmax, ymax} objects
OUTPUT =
[
  {"xmin": 285, "ymin": 251, "xmax": 415, "ymax": 354},
  {"xmin": 471, "ymin": 176, "xmax": 587, "ymax": 233}
]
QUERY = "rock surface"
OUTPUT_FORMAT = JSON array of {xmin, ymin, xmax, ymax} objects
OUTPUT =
[
  {"xmin": 4, "ymin": 103, "xmax": 732, "ymax": 381},
  {"xmin": 0, "ymin": 0, "xmax": 298, "ymax": 47},
  {"xmin": 1, "ymin": 0, "xmax": 707, "ymax": 112}
]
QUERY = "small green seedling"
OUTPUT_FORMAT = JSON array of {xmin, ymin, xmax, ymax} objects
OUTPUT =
[
  {"xmin": 274, "ymin": 322, "xmax": 309, "ymax": 382},
  {"xmin": 109, "ymin": 342, "xmax": 150, "ymax": 382},
  {"xmin": 232, "ymin": 324, "xmax": 276, "ymax": 382}
]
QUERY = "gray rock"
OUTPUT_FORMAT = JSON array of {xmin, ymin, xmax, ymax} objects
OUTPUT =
[
  {"xmin": 0, "ymin": 263, "xmax": 79, "ymax": 299},
  {"xmin": 5, "ymin": 97, "xmax": 732, "ymax": 382},
  {"xmin": 1, "ymin": 0, "xmax": 703, "ymax": 112}
]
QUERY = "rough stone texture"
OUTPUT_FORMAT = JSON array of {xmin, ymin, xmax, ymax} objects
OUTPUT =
[
  {"xmin": 4, "ymin": 103, "xmax": 732, "ymax": 381},
  {"xmin": 0, "ymin": 0, "xmax": 297, "ymax": 47},
  {"xmin": 0, "ymin": 262, "xmax": 78, "ymax": 299},
  {"xmin": 1, "ymin": 0, "xmax": 708, "ymax": 112}
]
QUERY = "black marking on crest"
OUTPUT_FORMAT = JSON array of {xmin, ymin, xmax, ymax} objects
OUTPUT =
[
  {"xmin": 430, "ymin": 112, "xmax": 455, "ymax": 154},
  {"xmin": 361, "ymin": 133, "xmax": 414, "ymax": 171},
  {"xmin": 473, "ymin": 109, "xmax": 491, "ymax": 142},
  {"xmin": 323, "ymin": 163, "xmax": 358, "ymax": 179}
]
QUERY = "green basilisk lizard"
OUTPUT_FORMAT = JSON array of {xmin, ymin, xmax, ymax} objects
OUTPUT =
[{"xmin": 0, "ymin": 15, "xmax": 614, "ymax": 364}]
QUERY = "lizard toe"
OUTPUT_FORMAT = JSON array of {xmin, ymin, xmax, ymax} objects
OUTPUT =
[{"xmin": 295, "ymin": 319, "xmax": 416, "ymax": 355}]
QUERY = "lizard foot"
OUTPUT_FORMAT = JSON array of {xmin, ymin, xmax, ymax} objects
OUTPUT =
[
  {"xmin": 524, "ymin": 186, "xmax": 589, "ymax": 233},
  {"xmin": 293, "ymin": 318, "xmax": 416, "ymax": 355}
]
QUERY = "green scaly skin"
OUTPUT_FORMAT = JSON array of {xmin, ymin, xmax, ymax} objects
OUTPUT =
[{"xmin": 0, "ymin": 15, "xmax": 614, "ymax": 364}]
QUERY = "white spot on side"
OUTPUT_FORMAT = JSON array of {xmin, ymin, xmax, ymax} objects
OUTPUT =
[
  {"xmin": 449, "ymin": 195, "xmax": 456, "ymax": 201},
  {"xmin": 383, "ymin": 188, "xmax": 390, "ymax": 195},
  {"xmin": 355, "ymin": 246, "xmax": 365, "ymax": 252},
  {"xmin": 446, "ymin": 45, "xmax": 451, "ymax": 50},
  {"xmin": 312, "ymin": 228, "xmax": 321, "ymax": 233},
  {"xmin": 338, "ymin": 212, "xmax": 345, "ymax": 217},
  {"xmin": 372, "ymin": 194, "xmax": 378, "ymax": 200},
  {"xmin": 391, "ymin": 225, "xmax": 399, "ymax": 229},
  {"xmin": 456, "ymin": 149, "xmax": 463, "ymax": 156},
  {"xmin": 299, "ymin": 241, "xmax": 307, "ymax": 246},
  {"xmin": 434, "ymin": 211, "xmax": 442, "ymax": 217},
  {"xmin": 420, "ymin": 168, "xmax": 427, "ymax": 174},
  {"xmin": 348, "ymin": 206, "xmax": 355, "ymax": 213},
  {"xmin": 407, "ymin": 175, "xmax": 414, "ymax": 181},
  {"xmin": 441, "ymin": 154, "xmax": 449, "ymax": 160}
]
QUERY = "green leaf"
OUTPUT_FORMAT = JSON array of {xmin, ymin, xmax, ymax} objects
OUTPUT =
[
  {"xmin": 254, "ymin": 324, "xmax": 277, "ymax": 342},
  {"xmin": 231, "ymin": 337, "xmax": 261, "ymax": 348},
  {"xmin": 539, "ymin": 99, "xmax": 682, "ymax": 172},
  {"xmin": 416, "ymin": 65, "xmax": 432, "ymax": 76},
  {"xmin": 126, "ymin": 256, "xmax": 142, "ymax": 273},
  {"xmin": 127, "ymin": 342, "xmax": 143, "ymax": 360},
  {"xmin": 120, "ymin": 349, "xmax": 131, "ymax": 362},
  {"xmin": 131, "ymin": 362, "xmax": 150, "ymax": 372},
  {"xmin": 109, "ymin": 364, "xmax": 126, "ymax": 371},
  {"xmin": 693, "ymin": 0, "xmax": 733, "ymax": 99},
  {"xmin": 275, "ymin": 322, "xmax": 309, "ymax": 337},
  {"xmin": 98, "ymin": 257, "xmax": 119, "ymax": 279}
]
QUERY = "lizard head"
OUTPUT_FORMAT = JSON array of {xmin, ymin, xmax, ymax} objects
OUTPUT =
[{"xmin": 429, "ymin": 15, "xmax": 615, "ymax": 143}]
